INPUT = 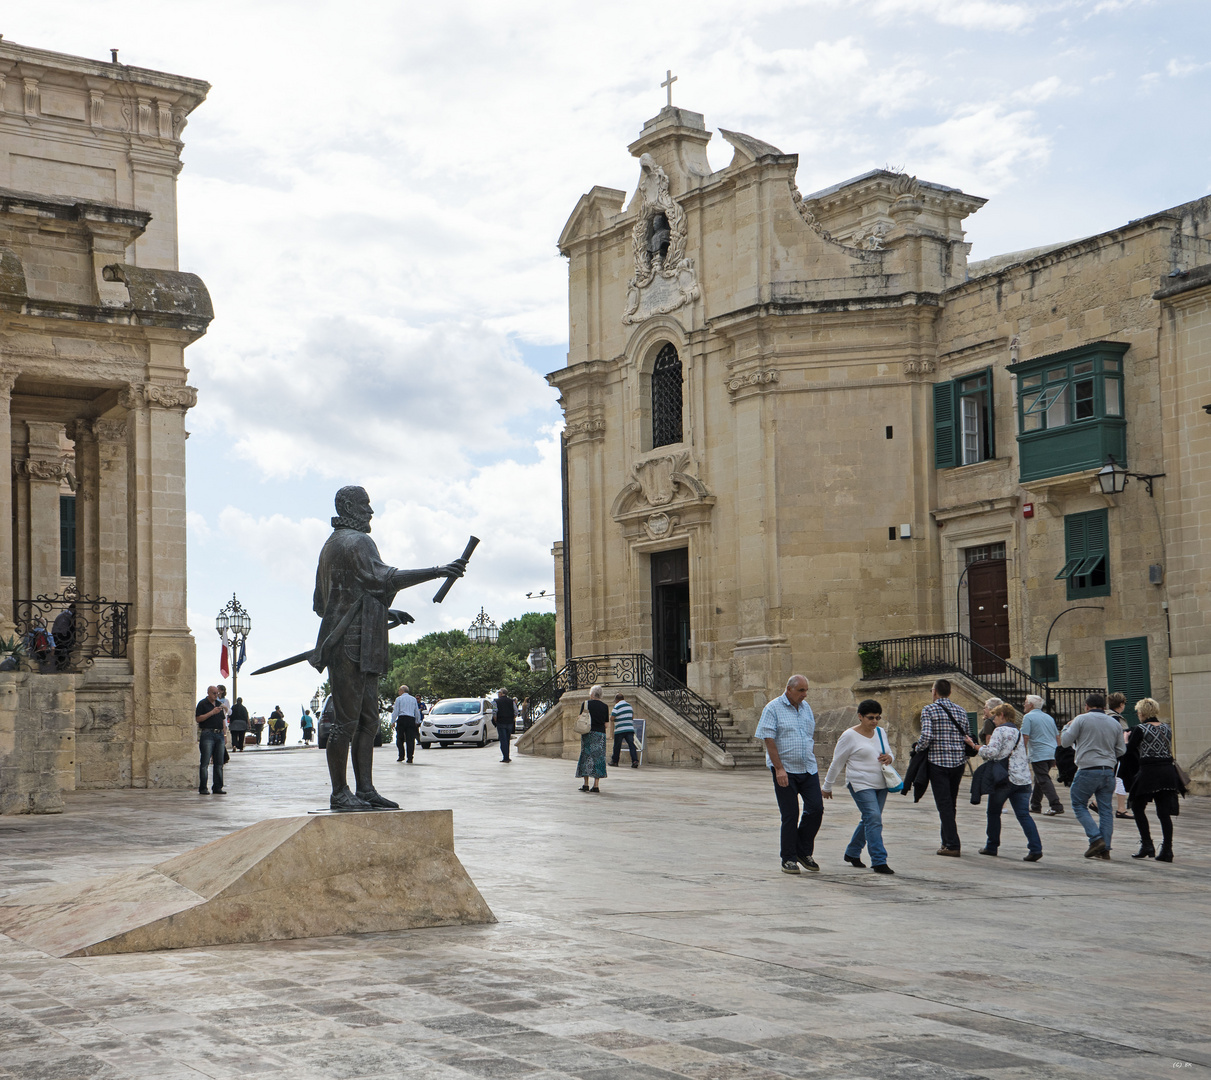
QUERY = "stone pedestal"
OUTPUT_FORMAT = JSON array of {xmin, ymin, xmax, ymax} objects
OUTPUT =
[{"xmin": 0, "ymin": 809, "xmax": 495, "ymax": 956}]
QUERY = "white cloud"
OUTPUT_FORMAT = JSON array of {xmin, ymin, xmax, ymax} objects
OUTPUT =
[
  {"xmin": 902, "ymin": 102, "xmax": 1051, "ymax": 193},
  {"xmin": 1167, "ymin": 58, "xmax": 1211, "ymax": 78},
  {"xmin": 868, "ymin": 0, "xmax": 1036, "ymax": 31}
]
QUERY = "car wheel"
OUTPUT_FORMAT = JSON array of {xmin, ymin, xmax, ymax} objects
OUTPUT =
[
  {"xmin": 478, "ymin": 725, "xmax": 488, "ymax": 748},
  {"xmin": 419, "ymin": 741, "xmax": 431, "ymax": 749}
]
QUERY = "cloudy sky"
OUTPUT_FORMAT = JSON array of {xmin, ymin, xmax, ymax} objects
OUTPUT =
[{"xmin": 9, "ymin": 0, "xmax": 1211, "ymax": 726}]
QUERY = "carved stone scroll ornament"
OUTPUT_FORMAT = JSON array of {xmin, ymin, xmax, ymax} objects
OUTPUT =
[
  {"xmin": 0, "ymin": 369, "xmax": 18, "ymax": 398},
  {"xmin": 726, "ymin": 370, "xmax": 779, "ymax": 395},
  {"xmin": 630, "ymin": 451, "xmax": 711, "ymax": 508},
  {"xmin": 13, "ymin": 458, "xmax": 76, "ymax": 489},
  {"xmin": 562, "ymin": 416, "xmax": 605, "ymax": 442},
  {"xmin": 119, "ymin": 383, "xmax": 199, "ymax": 411},
  {"xmin": 902, "ymin": 359, "xmax": 936, "ymax": 375},
  {"xmin": 94, "ymin": 418, "xmax": 128, "ymax": 442},
  {"xmin": 622, "ymin": 154, "xmax": 701, "ymax": 325}
]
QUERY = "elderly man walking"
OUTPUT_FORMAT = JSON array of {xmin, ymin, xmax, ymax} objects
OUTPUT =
[
  {"xmin": 1061, "ymin": 692, "xmax": 1125, "ymax": 858},
  {"xmin": 391, "ymin": 684, "xmax": 422, "ymax": 763},
  {"xmin": 754, "ymin": 675, "xmax": 823, "ymax": 875},
  {"xmin": 1020, "ymin": 695, "xmax": 1063, "ymax": 816}
]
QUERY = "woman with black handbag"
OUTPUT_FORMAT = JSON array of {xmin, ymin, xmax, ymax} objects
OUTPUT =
[{"xmin": 971, "ymin": 704, "xmax": 1042, "ymax": 862}]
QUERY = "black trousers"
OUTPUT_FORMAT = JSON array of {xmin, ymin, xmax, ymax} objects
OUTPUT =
[
  {"xmin": 929, "ymin": 762, "xmax": 965, "ymax": 850},
  {"xmin": 1133, "ymin": 800, "xmax": 1174, "ymax": 849},
  {"xmin": 396, "ymin": 722, "xmax": 416, "ymax": 761},
  {"xmin": 771, "ymin": 768, "xmax": 823, "ymax": 863},
  {"xmin": 231, "ymin": 731, "xmax": 246, "ymax": 751},
  {"xmin": 496, "ymin": 724, "xmax": 512, "ymax": 761}
]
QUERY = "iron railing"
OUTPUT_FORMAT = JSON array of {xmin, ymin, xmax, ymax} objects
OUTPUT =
[
  {"xmin": 14, "ymin": 585, "xmax": 130, "ymax": 672},
  {"xmin": 857, "ymin": 632, "xmax": 1102, "ymax": 721},
  {"xmin": 522, "ymin": 652, "xmax": 726, "ymax": 751}
]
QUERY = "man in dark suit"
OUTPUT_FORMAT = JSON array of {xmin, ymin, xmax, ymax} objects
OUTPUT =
[{"xmin": 494, "ymin": 689, "xmax": 516, "ymax": 763}]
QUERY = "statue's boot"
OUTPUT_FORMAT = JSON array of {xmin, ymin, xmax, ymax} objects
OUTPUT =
[
  {"xmin": 356, "ymin": 787, "xmax": 400, "ymax": 810},
  {"xmin": 331, "ymin": 785, "xmax": 372, "ymax": 811}
]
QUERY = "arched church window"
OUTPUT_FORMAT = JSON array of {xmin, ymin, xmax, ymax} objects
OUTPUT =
[{"xmin": 651, "ymin": 343, "xmax": 683, "ymax": 448}]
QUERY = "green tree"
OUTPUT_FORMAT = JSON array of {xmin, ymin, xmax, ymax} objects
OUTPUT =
[
  {"xmin": 497, "ymin": 612, "xmax": 556, "ymax": 663},
  {"xmin": 425, "ymin": 645, "xmax": 517, "ymax": 700}
]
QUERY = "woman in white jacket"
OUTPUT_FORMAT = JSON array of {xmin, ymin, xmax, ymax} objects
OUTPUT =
[{"xmin": 822, "ymin": 699, "xmax": 896, "ymax": 875}]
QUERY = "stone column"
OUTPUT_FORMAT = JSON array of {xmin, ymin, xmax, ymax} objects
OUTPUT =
[
  {"xmin": 94, "ymin": 419, "xmax": 128, "ymax": 603},
  {"xmin": 0, "ymin": 370, "xmax": 16, "ymax": 633},
  {"xmin": 69, "ymin": 420, "xmax": 100, "ymax": 601},
  {"xmin": 122, "ymin": 377, "xmax": 197, "ymax": 788}
]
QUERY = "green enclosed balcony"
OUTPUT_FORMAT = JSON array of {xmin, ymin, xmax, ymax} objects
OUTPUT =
[{"xmin": 1008, "ymin": 341, "xmax": 1128, "ymax": 483}]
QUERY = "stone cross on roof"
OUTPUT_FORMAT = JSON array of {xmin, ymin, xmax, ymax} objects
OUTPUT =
[{"xmin": 661, "ymin": 69, "xmax": 677, "ymax": 108}]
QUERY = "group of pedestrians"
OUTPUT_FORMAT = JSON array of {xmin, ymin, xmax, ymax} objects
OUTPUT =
[
  {"xmin": 573, "ymin": 685, "xmax": 641, "ymax": 792},
  {"xmin": 755, "ymin": 675, "xmax": 1186, "ymax": 875}
]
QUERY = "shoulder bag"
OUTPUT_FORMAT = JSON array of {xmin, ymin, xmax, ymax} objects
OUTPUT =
[
  {"xmin": 573, "ymin": 700, "xmax": 591, "ymax": 736},
  {"xmin": 987, "ymin": 729, "xmax": 1022, "ymax": 788},
  {"xmin": 876, "ymin": 727, "xmax": 903, "ymax": 792},
  {"xmin": 941, "ymin": 700, "xmax": 980, "ymax": 756}
]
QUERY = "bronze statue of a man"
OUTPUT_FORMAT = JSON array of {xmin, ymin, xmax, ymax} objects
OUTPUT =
[{"xmin": 311, "ymin": 485, "xmax": 466, "ymax": 810}]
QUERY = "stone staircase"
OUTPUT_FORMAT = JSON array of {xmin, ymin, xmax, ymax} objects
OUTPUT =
[{"xmin": 712, "ymin": 709, "xmax": 767, "ymax": 768}]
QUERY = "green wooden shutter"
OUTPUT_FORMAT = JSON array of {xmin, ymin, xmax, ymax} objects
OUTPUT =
[
  {"xmin": 983, "ymin": 367, "xmax": 996, "ymax": 461},
  {"xmin": 1064, "ymin": 513, "xmax": 1087, "ymax": 562},
  {"xmin": 59, "ymin": 495, "xmax": 76, "ymax": 578},
  {"xmin": 933, "ymin": 381, "xmax": 957, "ymax": 469},
  {"xmin": 1105, "ymin": 637, "xmax": 1151, "ymax": 726}
]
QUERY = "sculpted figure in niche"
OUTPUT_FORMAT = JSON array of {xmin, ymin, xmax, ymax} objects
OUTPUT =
[
  {"xmin": 311, "ymin": 485, "xmax": 467, "ymax": 810},
  {"xmin": 648, "ymin": 212, "xmax": 671, "ymax": 266}
]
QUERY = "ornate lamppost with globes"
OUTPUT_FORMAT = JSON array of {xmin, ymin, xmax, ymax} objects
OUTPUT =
[
  {"xmin": 467, "ymin": 607, "xmax": 499, "ymax": 646},
  {"xmin": 215, "ymin": 594, "xmax": 252, "ymax": 706}
]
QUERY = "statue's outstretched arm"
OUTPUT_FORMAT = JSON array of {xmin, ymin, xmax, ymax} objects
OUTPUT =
[{"xmin": 390, "ymin": 557, "xmax": 467, "ymax": 592}]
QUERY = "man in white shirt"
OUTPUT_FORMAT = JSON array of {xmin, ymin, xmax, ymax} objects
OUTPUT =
[
  {"xmin": 1020, "ymin": 695, "xmax": 1063, "ymax": 816},
  {"xmin": 391, "ymin": 684, "xmax": 422, "ymax": 763}
]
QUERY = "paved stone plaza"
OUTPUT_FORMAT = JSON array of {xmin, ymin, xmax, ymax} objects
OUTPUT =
[{"xmin": 2, "ymin": 745, "xmax": 1209, "ymax": 1079}]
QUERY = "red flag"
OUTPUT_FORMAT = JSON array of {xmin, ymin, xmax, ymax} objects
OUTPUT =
[{"xmin": 219, "ymin": 634, "xmax": 230, "ymax": 679}]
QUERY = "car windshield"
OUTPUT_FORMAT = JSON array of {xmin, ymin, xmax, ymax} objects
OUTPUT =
[{"xmin": 431, "ymin": 701, "xmax": 481, "ymax": 715}]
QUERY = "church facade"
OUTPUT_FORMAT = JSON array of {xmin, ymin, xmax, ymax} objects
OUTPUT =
[
  {"xmin": 549, "ymin": 103, "xmax": 1211, "ymax": 779},
  {"xmin": 0, "ymin": 41, "xmax": 212, "ymax": 812}
]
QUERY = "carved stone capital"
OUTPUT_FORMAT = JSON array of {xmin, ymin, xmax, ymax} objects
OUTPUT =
[
  {"xmin": 726, "ymin": 369, "xmax": 779, "ymax": 395},
  {"xmin": 94, "ymin": 418, "xmax": 128, "ymax": 442},
  {"xmin": 563, "ymin": 410, "xmax": 605, "ymax": 443},
  {"xmin": 120, "ymin": 383, "xmax": 198, "ymax": 411},
  {"xmin": 14, "ymin": 457, "xmax": 76, "ymax": 488},
  {"xmin": 0, "ymin": 368, "xmax": 17, "ymax": 398}
]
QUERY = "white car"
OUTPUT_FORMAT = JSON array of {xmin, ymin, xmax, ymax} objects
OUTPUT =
[{"xmin": 419, "ymin": 698, "xmax": 499, "ymax": 748}]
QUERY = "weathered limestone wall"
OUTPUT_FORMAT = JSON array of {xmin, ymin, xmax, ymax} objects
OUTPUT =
[
  {"xmin": 0, "ymin": 39, "xmax": 211, "ymax": 808},
  {"xmin": 0, "ymin": 672, "xmax": 76, "ymax": 814}
]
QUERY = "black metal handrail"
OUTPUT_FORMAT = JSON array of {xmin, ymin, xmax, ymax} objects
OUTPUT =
[
  {"xmin": 522, "ymin": 653, "xmax": 726, "ymax": 751},
  {"xmin": 857, "ymin": 632, "xmax": 1103, "ymax": 722},
  {"xmin": 14, "ymin": 586, "xmax": 130, "ymax": 672}
]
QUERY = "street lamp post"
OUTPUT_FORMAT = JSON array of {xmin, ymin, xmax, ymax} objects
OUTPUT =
[
  {"xmin": 216, "ymin": 594, "xmax": 252, "ymax": 705},
  {"xmin": 467, "ymin": 607, "xmax": 499, "ymax": 645}
]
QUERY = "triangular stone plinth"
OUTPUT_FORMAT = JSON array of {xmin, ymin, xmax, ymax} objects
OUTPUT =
[{"xmin": 0, "ymin": 809, "xmax": 494, "ymax": 957}]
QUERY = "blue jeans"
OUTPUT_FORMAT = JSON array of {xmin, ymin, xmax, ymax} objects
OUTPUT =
[
  {"xmin": 846, "ymin": 785, "xmax": 888, "ymax": 866},
  {"xmin": 1071, "ymin": 767, "xmax": 1116, "ymax": 849},
  {"xmin": 198, "ymin": 729, "xmax": 225, "ymax": 792},
  {"xmin": 985, "ymin": 783, "xmax": 1042, "ymax": 855}
]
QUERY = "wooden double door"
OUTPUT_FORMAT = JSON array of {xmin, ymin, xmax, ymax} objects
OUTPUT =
[
  {"xmin": 968, "ymin": 558, "xmax": 1010, "ymax": 674},
  {"xmin": 651, "ymin": 548, "xmax": 690, "ymax": 685}
]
